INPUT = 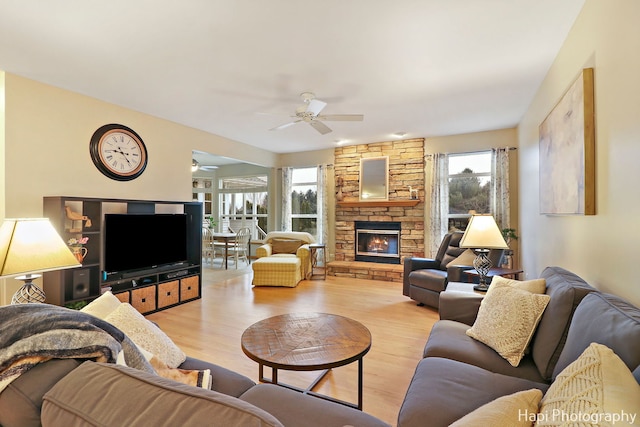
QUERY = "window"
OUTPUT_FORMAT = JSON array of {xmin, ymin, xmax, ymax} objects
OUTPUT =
[
  {"xmin": 219, "ymin": 175, "xmax": 268, "ymax": 238},
  {"xmin": 448, "ymin": 151, "xmax": 491, "ymax": 230},
  {"xmin": 192, "ymin": 178, "xmax": 213, "ymax": 215},
  {"xmin": 291, "ymin": 167, "xmax": 318, "ymax": 237}
]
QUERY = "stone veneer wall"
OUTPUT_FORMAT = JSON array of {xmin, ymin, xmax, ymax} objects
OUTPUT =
[{"xmin": 333, "ymin": 139, "xmax": 425, "ymax": 272}]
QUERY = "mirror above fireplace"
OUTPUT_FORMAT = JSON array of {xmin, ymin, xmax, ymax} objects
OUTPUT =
[{"xmin": 360, "ymin": 156, "xmax": 388, "ymax": 201}]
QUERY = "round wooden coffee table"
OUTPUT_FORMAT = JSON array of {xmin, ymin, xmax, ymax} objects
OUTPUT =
[{"xmin": 241, "ymin": 312, "xmax": 371, "ymax": 410}]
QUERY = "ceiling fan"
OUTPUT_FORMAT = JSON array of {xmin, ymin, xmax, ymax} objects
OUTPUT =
[{"xmin": 269, "ymin": 92, "xmax": 364, "ymax": 135}]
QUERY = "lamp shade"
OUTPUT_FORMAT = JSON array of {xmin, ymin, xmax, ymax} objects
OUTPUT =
[
  {"xmin": 459, "ymin": 215, "xmax": 509, "ymax": 250},
  {"xmin": 0, "ymin": 218, "xmax": 80, "ymax": 278}
]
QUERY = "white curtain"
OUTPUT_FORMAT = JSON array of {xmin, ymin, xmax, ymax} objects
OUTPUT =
[
  {"xmin": 317, "ymin": 164, "xmax": 329, "ymax": 252},
  {"xmin": 428, "ymin": 153, "xmax": 449, "ymax": 257},
  {"xmin": 281, "ymin": 167, "xmax": 292, "ymax": 231},
  {"xmin": 491, "ymin": 148, "xmax": 510, "ymax": 230}
]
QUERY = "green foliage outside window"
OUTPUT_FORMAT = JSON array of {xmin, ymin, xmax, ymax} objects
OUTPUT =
[
  {"xmin": 292, "ymin": 189, "xmax": 317, "ymax": 235},
  {"xmin": 449, "ymin": 168, "xmax": 490, "ymax": 214}
]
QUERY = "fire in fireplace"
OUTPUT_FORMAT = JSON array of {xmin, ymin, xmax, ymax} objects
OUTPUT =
[{"xmin": 355, "ymin": 221, "xmax": 401, "ymax": 264}]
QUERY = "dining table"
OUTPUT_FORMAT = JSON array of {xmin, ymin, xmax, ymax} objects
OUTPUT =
[{"xmin": 211, "ymin": 232, "xmax": 237, "ymax": 269}]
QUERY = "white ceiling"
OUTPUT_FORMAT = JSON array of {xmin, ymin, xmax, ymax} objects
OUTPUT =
[{"xmin": 0, "ymin": 1, "xmax": 584, "ymax": 157}]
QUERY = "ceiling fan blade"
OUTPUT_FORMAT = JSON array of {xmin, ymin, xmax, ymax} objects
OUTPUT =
[
  {"xmin": 316, "ymin": 114, "xmax": 364, "ymax": 121},
  {"xmin": 306, "ymin": 99, "xmax": 327, "ymax": 116},
  {"xmin": 309, "ymin": 120, "xmax": 332, "ymax": 135},
  {"xmin": 269, "ymin": 120, "xmax": 301, "ymax": 131}
]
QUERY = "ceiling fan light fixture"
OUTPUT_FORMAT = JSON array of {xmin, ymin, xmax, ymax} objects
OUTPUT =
[{"xmin": 191, "ymin": 159, "xmax": 199, "ymax": 172}]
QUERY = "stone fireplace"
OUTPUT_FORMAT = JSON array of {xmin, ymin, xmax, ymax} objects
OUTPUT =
[
  {"xmin": 355, "ymin": 221, "xmax": 401, "ymax": 264},
  {"xmin": 328, "ymin": 139, "xmax": 425, "ymax": 282}
]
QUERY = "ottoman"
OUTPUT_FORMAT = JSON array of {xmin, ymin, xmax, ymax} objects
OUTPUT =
[{"xmin": 252, "ymin": 256, "xmax": 302, "ymax": 287}]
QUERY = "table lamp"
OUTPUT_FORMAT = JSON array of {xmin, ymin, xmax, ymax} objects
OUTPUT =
[
  {"xmin": 459, "ymin": 214, "xmax": 509, "ymax": 292},
  {"xmin": 0, "ymin": 218, "xmax": 81, "ymax": 303}
]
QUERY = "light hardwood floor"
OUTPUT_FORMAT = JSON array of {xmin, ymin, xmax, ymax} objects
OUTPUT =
[{"xmin": 147, "ymin": 265, "xmax": 439, "ymax": 426}]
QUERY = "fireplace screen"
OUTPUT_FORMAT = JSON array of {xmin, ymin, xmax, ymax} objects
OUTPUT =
[{"xmin": 356, "ymin": 229, "xmax": 400, "ymax": 260}]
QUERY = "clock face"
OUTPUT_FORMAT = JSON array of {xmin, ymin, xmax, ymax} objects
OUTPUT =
[{"xmin": 90, "ymin": 124, "xmax": 148, "ymax": 181}]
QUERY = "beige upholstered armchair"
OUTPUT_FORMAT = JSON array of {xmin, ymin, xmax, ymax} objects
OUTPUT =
[{"xmin": 253, "ymin": 232, "xmax": 316, "ymax": 286}]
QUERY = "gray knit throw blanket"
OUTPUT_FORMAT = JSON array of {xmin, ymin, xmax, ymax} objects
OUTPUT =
[{"xmin": 0, "ymin": 303, "xmax": 154, "ymax": 393}]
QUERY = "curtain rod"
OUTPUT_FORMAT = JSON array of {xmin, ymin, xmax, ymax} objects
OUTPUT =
[
  {"xmin": 425, "ymin": 147, "xmax": 517, "ymax": 159},
  {"xmin": 276, "ymin": 164, "xmax": 334, "ymax": 170}
]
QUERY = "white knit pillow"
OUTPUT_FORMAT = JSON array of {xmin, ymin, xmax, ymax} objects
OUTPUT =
[
  {"xmin": 487, "ymin": 276, "xmax": 546, "ymax": 296},
  {"xmin": 450, "ymin": 389, "xmax": 543, "ymax": 427},
  {"xmin": 105, "ymin": 303, "xmax": 186, "ymax": 368},
  {"xmin": 536, "ymin": 343, "xmax": 640, "ymax": 427},
  {"xmin": 466, "ymin": 281, "xmax": 550, "ymax": 367},
  {"xmin": 80, "ymin": 291, "xmax": 122, "ymax": 319}
]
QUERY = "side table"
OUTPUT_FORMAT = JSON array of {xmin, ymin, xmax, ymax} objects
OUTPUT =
[
  {"xmin": 309, "ymin": 243, "xmax": 326, "ymax": 279},
  {"xmin": 463, "ymin": 267, "xmax": 524, "ymax": 283}
]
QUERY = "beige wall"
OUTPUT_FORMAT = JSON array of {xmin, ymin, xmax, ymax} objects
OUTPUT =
[
  {"xmin": 0, "ymin": 71, "xmax": 9, "ymax": 303},
  {"xmin": 518, "ymin": 0, "xmax": 640, "ymax": 306},
  {"xmin": 424, "ymin": 128, "xmax": 519, "ymax": 259},
  {"xmin": 3, "ymin": 74, "xmax": 278, "ymax": 218},
  {"xmin": 0, "ymin": 73, "xmax": 278, "ymax": 304}
]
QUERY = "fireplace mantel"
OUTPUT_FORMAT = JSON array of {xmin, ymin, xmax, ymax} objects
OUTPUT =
[{"xmin": 337, "ymin": 200, "xmax": 420, "ymax": 208}]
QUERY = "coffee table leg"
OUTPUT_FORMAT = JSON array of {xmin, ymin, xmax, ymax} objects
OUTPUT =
[
  {"xmin": 259, "ymin": 363, "xmax": 278, "ymax": 385},
  {"xmin": 358, "ymin": 357, "xmax": 363, "ymax": 410}
]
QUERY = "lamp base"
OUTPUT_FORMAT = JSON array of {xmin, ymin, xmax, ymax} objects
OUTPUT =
[
  {"xmin": 472, "ymin": 249, "xmax": 492, "ymax": 293},
  {"xmin": 473, "ymin": 282, "xmax": 490, "ymax": 292},
  {"xmin": 11, "ymin": 274, "xmax": 46, "ymax": 304}
]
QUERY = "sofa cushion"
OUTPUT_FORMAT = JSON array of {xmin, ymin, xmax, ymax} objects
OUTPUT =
[
  {"xmin": 466, "ymin": 282, "xmax": 550, "ymax": 367},
  {"xmin": 0, "ymin": 359, "xmax": 81, "ymax": 427},
  {"xmin": 397, "ymin": 357, "xmax": 548, "ymax": 427},
  {"xmin": 408, "ymin": 269, "xmax": 448, "ymax": 292},
  {"xmin": 271, "ymin": 238, "xmax": 303, "ymax": 254},
  {"xmin": 439, "ymin": 235, "xmax": 465, "ymax": 270},
  {"xmin": 539, "ymin": 343, "xmax": 640, "ymax": 426},
  {"xmin": 240, "ymin": 384, "xmax": 390, "ymax": 427},
  {"xmin": 41, "ymin": 362, "xmax": 283, "ymax": 427},
  {"xmin": 552, "ymin": 292, "xmax": 640, "ymax": 379},
  {"xmin": 531, "ymin": 266, "xmax": 596, "ymax": 380},
  {"xmin": 423, "ymin": 320, "xmax": 546, "ymax": 383},
  {"xmin": 449, "ymin": 388, "xmax": 543, "ymax": 427}
]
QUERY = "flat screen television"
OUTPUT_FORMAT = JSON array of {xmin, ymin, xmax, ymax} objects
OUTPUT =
[{"xmin": 104, "ymin": 213, "xmax": 188, "ymax": 275}]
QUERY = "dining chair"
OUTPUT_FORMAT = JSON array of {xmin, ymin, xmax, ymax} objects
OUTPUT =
[
  {"xmin": 226, "ymin": 227, "xmax": 251, "ymax": 269},
  {"xmin": 202, "ymin": 227, "xmax": 217, "ymax": 266}
]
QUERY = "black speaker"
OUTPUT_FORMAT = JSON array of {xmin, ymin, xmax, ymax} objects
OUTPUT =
[{"xmin": 72, "ymin": 268, "xmax": 91, "ymax": 299}]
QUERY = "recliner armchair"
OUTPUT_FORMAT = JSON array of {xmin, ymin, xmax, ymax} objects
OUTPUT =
[{"xmin": 403, "ymin": 231, "xmax": 503, "ymax": 309}]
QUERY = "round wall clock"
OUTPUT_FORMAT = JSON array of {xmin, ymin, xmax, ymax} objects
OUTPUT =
[{"xmin": 90, "ymin": 124, "xmax": 148, "ymax": 181}]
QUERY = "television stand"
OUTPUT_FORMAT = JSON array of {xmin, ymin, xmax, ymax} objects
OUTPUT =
[{"xmin": 42, "ymin": 196, "xmax": 202, "ymax": 314}]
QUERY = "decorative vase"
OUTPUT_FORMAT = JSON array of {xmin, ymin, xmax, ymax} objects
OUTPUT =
[
  {"xmin": 71, "ymin": 246, "xmax": 88, "ymax": 263},
  {"xmin": 336, "ymin": 187, "xmax": 343, "ymax": 201}
]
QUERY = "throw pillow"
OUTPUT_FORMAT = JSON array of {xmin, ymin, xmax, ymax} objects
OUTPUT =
[
  {"xmin": 105, "ymin": 303, "xmax": 186, "ymax": 368},
  {"xmin": 271, "ymin": 238, "xmax": 303, "ymax": 254},
  {"xmin": 487, "ymin": 276, "xmax": 547, "ymax": 297},
  {"xmin": 450, "ymin": 389, "xmax": 543, "ymax": 427},
  {"xmin": 536, "ymin": 343, "xmax": 640, "ymax": 427},
  {"xmin": 446, "ymin": 249, "xmax": 477, "ymax": 268},
  {"xmin": 80, "ymin": 290, "xmax": 122, "ymax": 319},
  {"xmin": 466, "ymin": 282, "xmax": 550, "ymax": 367}
]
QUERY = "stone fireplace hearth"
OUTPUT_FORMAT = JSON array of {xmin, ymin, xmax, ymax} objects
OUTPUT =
[{"xmin": 328, "ymin": 139, "xmax": 425, "ymax": 282}]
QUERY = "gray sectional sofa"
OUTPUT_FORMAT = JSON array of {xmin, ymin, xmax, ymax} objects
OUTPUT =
[
  {"xmin": 398, "ymin": 266, "xmax": 640, "ymax": 426},
  {"xmin": 2, "ymin": 266, "xmax": 638, "ymax": 427},
  {"xmin": 0, "ymin": 307, "xmax": 390, "ymax": 427}
]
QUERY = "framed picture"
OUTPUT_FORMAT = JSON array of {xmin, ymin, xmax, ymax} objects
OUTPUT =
[{"xmin": 539, "ymin": 68, "xmax": 595, "ymax": 215}]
